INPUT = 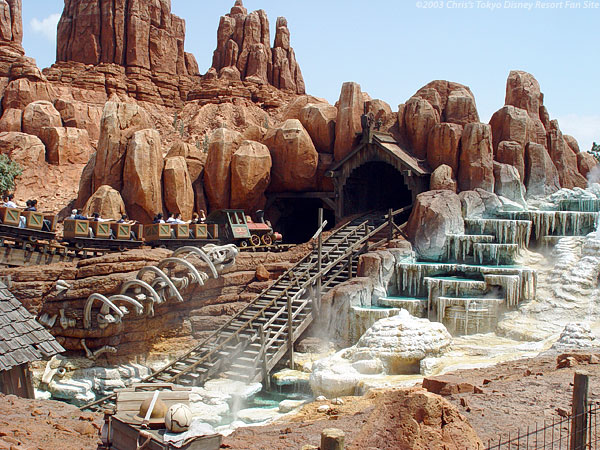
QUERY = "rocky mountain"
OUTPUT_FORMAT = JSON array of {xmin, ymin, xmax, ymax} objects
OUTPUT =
[{"xmin": 0, "ymin": 0, "xmax": 594, "ymax": 227}]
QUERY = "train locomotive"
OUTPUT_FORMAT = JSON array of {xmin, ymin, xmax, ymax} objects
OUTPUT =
[{"xmin": 0, "ymin": 207, "xmax": 284, "ymax": 253}]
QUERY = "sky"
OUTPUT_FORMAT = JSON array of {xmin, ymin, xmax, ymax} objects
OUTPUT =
[{"xmin": 21, "ymin": 0, "xmax": 600, "ymax": 151}]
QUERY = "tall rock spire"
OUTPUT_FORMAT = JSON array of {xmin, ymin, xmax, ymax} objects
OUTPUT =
[{"xmin": 211, "ymin": 1, "xmax": 305, "ymax": 94}]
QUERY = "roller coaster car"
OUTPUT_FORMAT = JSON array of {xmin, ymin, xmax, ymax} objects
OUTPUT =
[
  {"xmin": 0, "ymin": 207, "xmax": 56, "ymax": 242},
  {"xmin": 143, "ymin": 222, "xmax": 219, "ymax": 249},
  {"xmin": 63, "ymin": 219, "xmax": 144, "ymax": 251},
  {"xmin": 206, "ymin": 209, "xmax": 281, "ymax": 247}
]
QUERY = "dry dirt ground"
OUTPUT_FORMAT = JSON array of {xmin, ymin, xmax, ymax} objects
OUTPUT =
[{"xmin": 2, "ymin": 351, "xmax": 599, "ymax": 450}]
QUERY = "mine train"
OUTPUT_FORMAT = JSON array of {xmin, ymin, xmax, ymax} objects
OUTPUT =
[{"xmin": 0, "ymin": 207, "xmax": 283, "ymax": 252}]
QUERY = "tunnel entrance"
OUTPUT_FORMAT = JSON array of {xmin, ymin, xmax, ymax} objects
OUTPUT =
[
  {"xmin": 268, "ymin": 198, "xmax": 335, "ymax": 244},
  {"xmin": 343, "ymin": 161, "xmax": 413, "ymax": 217}
]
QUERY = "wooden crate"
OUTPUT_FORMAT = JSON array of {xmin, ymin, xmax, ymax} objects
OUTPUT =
[
  {"xmin": 109, "ymin": 417, "xmax": 222, "ymax": 450},
  {"xmin": 111, "ymin": 223, "xmax": 131, "ymax": 240},
  {"xmin": 44, "ymin": 214, "xmax": 57, "ymax": 232},
  {"xmin": 91, "ymin": 221, "xmax": 112, "ymax": 239},
  {"xmin": 63, "ymin": 219, "xmax": 90, "ymax": 238},
  {"xmin": 144, "ymin": 224, "xmax": 172, "ymax": 241},
  {"xmin": 172, "ymin": 224, "xmax": 189, "ymax": 239},
  {"xmin": 106, "ymin": 383, "xmax": 222, "ymax": 450},
  {"xmin": 206, "ymin": 224, "xmax": 218, "ymax": 239},
  {"xmin": 191, "ymin": 224, "xmax": 208, "ymax": 239},
  {"xmin": 0, "ymin": 207, "xmax": 20, "ymax": 226}
]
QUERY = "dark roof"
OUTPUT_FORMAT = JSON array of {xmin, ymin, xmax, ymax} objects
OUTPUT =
[
  {"xmin": 327, "ymin": 132, "xmax": 431, "ymax": 177},
  {"xmin": 0, "ymin": 282, "xmax": 63, "ymax": 371}
]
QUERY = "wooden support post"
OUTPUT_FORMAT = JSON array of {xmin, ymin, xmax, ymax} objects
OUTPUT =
[
  {"xmin": 347, "ymin": 254, "xmax": 353, "ymax": 280},
  {"xmin": 570, "ymin": 371, "xmax": 589, "ymax": 450},
  {"xmin": 321, "ymin": 428, "xmax": 345, "ymax": 450},
  {"xmin": 388, "ymin": 208, "xmax": 394, "ymax": 242},
  {"xmin": 286, "ymin": 295, "xmax": 294, "ymax": 370},
  {"xmin": 317, "ymin": 208, "xmax": 323, "ymax": 315},
  {"xmin": 258, "ymin": 325, "xmax": 270, "ymax": 390}
]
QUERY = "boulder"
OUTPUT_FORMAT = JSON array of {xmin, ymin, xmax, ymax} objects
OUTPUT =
[
  {"xmin": 121, "ymin": 129, "xmax": 164, "ymax": 223},
  {"xmin": 0, "ymin": 108, "xmax": 21, "ymax": 132},
  {"xmin": 0, "ymin": 131, "xmax": 45, "ymax": 165},
  {"xmin": 0, "ymin": 0, "xmax": 23, "ymax": 44},
  {"xmin": 204, "ymin": 128, "xmax": 243, "ymax": 211},
  {"xmin": 365, "ymin": 99, "xmax": 394, "ymax": 130},
  {"xmin": 489, "ymin": 105, "xmax": 535, "ymax": 152},
  {"xmin": 166, "ymin": 141, "xmax": 207, "ymax": 183},
  {"xmin": 524, "ymin": 142, "xmax": 560, "ymax": 198},
  {"xmin": 547, "ymin": 120, "xmax": 586, "ymax": 189},
  {"xmin": 54, "ymin": 99, "xmax": 103, "ymax": 141},
  {"xmin": 564, "ymin": 135, "xmax": 580, "ymax": 154},
  {"xmin": 272, "ymin": 17, "xmax": 305, "ymax": 93},
  {"xmin": 444, "ymin": 88, "xmax": 479, "ymax": 126},
  {"xmin": 458, "ymin": 191, "xmax": 485, "ymax": 219},
  {"xmin": 406, "ymin": 190, "xmax": 464, "ymax": 261},
  {"xmin": 404, "ymin": 96, "xmax": 440, "ymax": 159},
  {"xmin": 473, "ymin": 188, "xmax": 503, "ymax": 216},
  {"xmin": 493, "ymin": 162, "xmax": 526, "ymax": 207},
  {"xmin": 76, "ymin": 152, "xmax": 96, "ymax": 208},
  {"xmin": 426, "ymin": 122, "xmax": 462, "ymax": 172},
  {"xmin": 82, "ymin": 185, "xmax": 126, "ymax": 220},
  {"xmin": 578, "ymin": 152, "xmax": 597, "ymax": 179},
  {"xmin": 21, "ymin": 101, "xmax": 62, "ymax": 138},
  {"xmin": 163, "ymin": 156, "xmax": 195, "ymax": 220},
  {"xmin": 2, "ymin": 78, "xmax": 55, "ymax": 110},
  {"xmin": 93, "ymin": 101, "xmax": 151, "ymax": 192},
  {"xmin": 230, "ymin": 140, "xmax": 272, "ymax": 213},
  {"xmin": 458, "ymin": 122, "xmax": 494, "ymax": 192},
  {"xmin": 264, "ymin": 119, "xmax": 318, "ymax": 192},
  {"xmin": 299, "ymin": 103, "xmax": 337, "ymax": 153},
  {"xmin": 505, "ymin": 70, "xmax": 543, "ymax": 118},
  {"xmin": 430, "ymin": 164, "xmax": 457, "ymax": 192},
  {"xmin": 334, "ymin": 82, "xmax": 364, "ymax": 162},
  {"xmin": 40, "ymin": 127, "xmax": 93, "ymax": 165},
  {"xmin": 496, "ymin": 140, "xmax": 525, "ymax": 182}
]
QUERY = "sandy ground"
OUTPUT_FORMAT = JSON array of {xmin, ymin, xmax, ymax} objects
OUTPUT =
[{"xmin": 3, "ymin": 351, "xmax": 599, "ymax": 449}]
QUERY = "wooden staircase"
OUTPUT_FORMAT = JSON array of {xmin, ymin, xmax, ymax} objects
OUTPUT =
[{"xmin": 83, "ymin": 208, "xmax": 408, "ymax": 412}]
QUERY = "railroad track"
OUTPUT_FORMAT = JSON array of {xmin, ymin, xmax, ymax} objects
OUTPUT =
[{"xmin": 82, "ymin": 207, "xmax": 410, "ymax": 412}]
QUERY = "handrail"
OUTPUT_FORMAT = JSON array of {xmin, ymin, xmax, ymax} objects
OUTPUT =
[{"xmin": 82, "ymin": 209, "xmax": 410, "ymax": 410}]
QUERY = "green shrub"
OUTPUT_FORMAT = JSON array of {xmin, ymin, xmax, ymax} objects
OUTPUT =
[
  {"xmin": 0, "ymin": 154, "xmax": 22, "ymax": 196},
  {"xmin": 591, "ymin": 142, "xmax": 600, "ymax": 163}
]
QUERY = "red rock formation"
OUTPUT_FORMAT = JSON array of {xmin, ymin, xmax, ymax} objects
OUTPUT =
[
  {"xmin": 204, "ymin": 128, "xmax": 243, "ymax": 211},
  {"xmin": 299, "ymin": 102, "xmax": 337, "ymax": 154},
  {"xmin": 333, "ymin": 82, "xmax": 364, "ymax": 161},
  {"xmin": 163, "ymin": 156, "xmax": 195, "ymax": 220},
  {"xmin": 524, "ymin": 142, "xmax": 560, "ymax": 198},
  {"xmin": 82, "ymin": 184, "xmax": 126, "ymax": 219},
  {"xmin": 547, "ymin": 120, "xmax": 586, "ymax": 189},
  {"xmin": 426, "ymin": 123, "xmax": 462, "ymax": 172},
  {"xmin": 415, "ymin": 81, "xmax": 479, "ymax": 125},
  {"xmin": 578, "ymin": 152, "xmax": 597, "ymax": 179},
  {"xmin": 458, "ymin": 123, "xmax": 495, "ymax": 192},
  {"xmin": 230, "ymin": 140, "xmax": 272, "ymax": 212},
  {"xmin": 40, "ymin": 127, "xmax": 93, "ymax": 165},
  {"xmin": 211, "ymin": 1, "xmax": 304, "ymax": 94},
  {"xmin": 496, "ymin": 140, "xmax": 525, "ymax": 182},
  {"xmin": 404, "ymin": 97, "xmax": 440, "ymax": 159},
  {"xmin": 21, "ymin": 101, "xmax": 62, "ymax": 138},
  {"xmin": 430, "ymin": 164, "xmax": 457, "ymax": 192}
]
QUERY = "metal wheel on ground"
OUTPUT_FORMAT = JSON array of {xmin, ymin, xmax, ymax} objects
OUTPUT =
[
  {"xmin": 250, "ymin": 234, "xmax": 261, "ymax": 246},
  {"xmin": 261, "ymin": 234, "xmax": 272, "ymax": 246}
]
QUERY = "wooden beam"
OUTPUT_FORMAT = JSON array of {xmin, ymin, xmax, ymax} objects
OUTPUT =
[{"xmin": 571, "ymin": 371, "xmax": 589, "ymax": 450}]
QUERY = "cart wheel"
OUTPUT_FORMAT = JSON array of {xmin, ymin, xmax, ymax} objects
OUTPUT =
[
  {"xmin": 250, "ymin": 234, "xmax": 261, "ymax": 246},
  {"xmin": 75, "ymin": 242, "xmax": 84, "ymax": 250},
  {"xmin": 261, "ymin": 234, "xmax": 272, "ymax": 246},
  {"xmin": 28, "ymin": 235, "xmax": 37, "ymax": 243},
  {"xmin": 118, "ymin": 245, "xmax": 127, "ymax": 252},
  {"xmin": 240, "ymin": 240, "xmax": 248, "ymax": 248}
]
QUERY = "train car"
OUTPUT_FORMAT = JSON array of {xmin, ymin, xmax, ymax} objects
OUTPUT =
[
  {"xmin": 63, "ymin": 219, "xmax": 144, "ymax": 251},
  {"xmin": 143, "ymin": 222, "xmax": 219, "ymax": 249},
  {"xmin": 205, "ymin": 209, "xmax": 282, "ymax": 248},
  {"xmin": 0, "ymin": 207, "xmax": 57, "ymax": 243}
]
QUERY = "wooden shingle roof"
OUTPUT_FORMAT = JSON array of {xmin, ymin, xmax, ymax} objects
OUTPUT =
[{"xmin": 0, "ymin": 282, "xmax": 63, "ymax": 371}]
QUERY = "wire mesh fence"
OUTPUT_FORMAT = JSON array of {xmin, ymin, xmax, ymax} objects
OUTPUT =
[{"xmin": 486, "ymin": 402, "xmax": 600, "ymax": 450}]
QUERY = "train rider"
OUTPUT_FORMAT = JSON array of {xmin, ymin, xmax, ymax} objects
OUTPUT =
[
  {"xmin": 3, "ymin": 194, "xmax": 17, "ymax": 208},
  {"xmin": 117, "ymin": 214, "xmax": 137, "ymax": 240},
  {"xmin": 167, "ymin": 212, "xmax": 186, "ymax": 224},
  {"xmin": 152, "ymin": 213, "xmax": 165, "ymax": 224}
]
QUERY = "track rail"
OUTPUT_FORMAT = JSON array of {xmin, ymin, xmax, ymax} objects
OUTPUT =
[{"xmin": 82, "ymin": 207, "xmax": 410, "ymax": 412}]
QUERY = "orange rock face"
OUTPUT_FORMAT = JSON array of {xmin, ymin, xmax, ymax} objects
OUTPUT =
[
  {"xmin": 163, "ymin": 156, "xmax": 195, "ymax": 220},
  {"xmin": 0, "ymin": 130, "xmax": 44, "ymax": 165},
  {"xmin": 404, "ymin": 97, "xmax": 440, "ymax": 159},
  {"xmin": 458, "ymin": 123, "xmax": 495, "ymax": 192},
  {"xmin": 204, "ymin": 128, "xmax": 243, "ymax": 211},
  {"xmin": 21, "ymin": 100, "xmax": 62, "ymax": 138},
  {"xmin": 211, "ymin": 1, "xmax": 304, "ymax": 94},
  {"xmin": 40, "ymin": 126, "xmax": 93, "ymax": 165},
  {"xmin": 92, "ymin": 101, "xmax": 151, "ymax": 194},
  {"xmin": 230, "ymin": 140, "xmax": 272, "ymax": 212},
  {"xmin": 547, "ymin": 120, "xmax": 587, "ymax": 189},
  {"xmin": 496, "ymin": 140, "xmax": 525, "ymax": 182},
  {"xmin": 122, "ymin": 129, "xmax": 164, "ymax": 223},
  {"xmin": 264, "ymin": 119, "xmax": 318, "ymax": 192},
  {"xmin": 334, "ymin": 82, "xmax": 364, "ymax": 162},
  {"xmin": 426, "ymin": 123, "xmax": 462, "ymax": 172},
  {"xmin": 299, "ymin": 102, "xmax": 337, "ymax": 154},
  {"xmin": 524, "ymin": 142, "xmax": 560, "ymax": 198},
  {"xmin": 578, "ymin": 152, "xmax": 597, "ymax": 179},
  {"xmin": 430, "ymin": 164, "xmax": 457, "ymax": 192}
]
